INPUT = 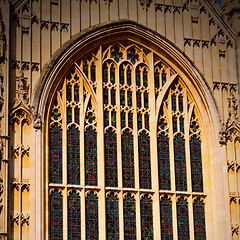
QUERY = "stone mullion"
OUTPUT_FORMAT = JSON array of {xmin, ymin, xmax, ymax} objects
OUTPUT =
[
  {"xmin": 19, "ymin": 122, "xmax": 23, "ymax": 240},
  {"xmin": 119, "ymin": 190, "xmax": 124, "ymax": 240},
  {"xmin": 97, "ymin": 46, "xmax": 106, "ymax": 240},
  {"xmin": 148, "ymin": 52, "xmax": 161, "ymax": 238},
  {"xmin": 136, "ymin": 191, "xmax": 141, "ymax": 240}
]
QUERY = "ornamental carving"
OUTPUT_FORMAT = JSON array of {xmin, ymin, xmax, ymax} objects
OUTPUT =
[{"xmin": 139, "ymin": 0, "xmax": 152, "ymax": 10}]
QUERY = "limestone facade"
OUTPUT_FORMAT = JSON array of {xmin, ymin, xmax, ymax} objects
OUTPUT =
[{"xmin": 0, "ymin": 0, "xmax": 239, "ymax": 239}]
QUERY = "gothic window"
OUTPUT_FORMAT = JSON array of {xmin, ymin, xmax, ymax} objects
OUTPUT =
[{"xmin": 47, "ymin": 42, "xmax": 206, "ymax": 239}]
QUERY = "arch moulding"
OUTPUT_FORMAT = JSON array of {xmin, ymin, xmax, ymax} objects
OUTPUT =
[{"xmin": 30, "ymin": 20, "xmax": 231, "ymax": 240}]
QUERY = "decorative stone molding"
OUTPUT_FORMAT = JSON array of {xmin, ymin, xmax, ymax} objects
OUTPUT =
[
  {"xmin": 10, "ymin": 179, "xmax": 30, "ymax": 191},
  {"xmin": 232, "ymin": 224, "xmax": 239, "ymax": 235},
  {"xmin": 51, "ymin": 22, "xmax": 59, "ymax": 31},
  {"xmin": 60, "ymin": 23, "xmax": 70, "ymax": 32},
  {"xmin": 10, "ymin": 213, "xmax": 30, "ymax": 226},
  {"xmin": 139, "ymin": 0, "xmax": 152, "ymax": 10},
  {"xmin": 184, "ymin": 38, "xmax": 210, "ymax": 48},
  {"xmin": 12, "ymin": 60, "xmax": 40, "ymax": 71},
  {"xmin": 213, "ymin": 82, "xmax": 237, "ymax": 92},
  {"xmin": 40, "ymin": 20, "xmax": 50, "ymax": 29}
]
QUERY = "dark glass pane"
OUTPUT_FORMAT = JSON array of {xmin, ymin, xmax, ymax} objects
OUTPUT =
[
  {"xmin": 141, "ymin": 195, "xmax": 153, "ymax": 239},
  {"xmin": 158, "ymin": 134, "xmax": 171, "ymax": 190},
  {"xmin": 138, "ymin": 113, "xmax": 142, "ymax": 130},
  {"xmin": 128, "ymin": 112, "xmax": 133, "ymax": 129},
  {"xmin": 74, "ymin": 85, "xmax": 79, "ymax": 102},
  {"xmin": 105, "ymin": 129, "xmax": 118, "ymax": 187},
  {"xmin": 137, "ymin": 91, "xmax": 141, "ymax": 108},
  {"xmin": 160, "ymin": 196, "xmax": 173, "ymax": 239},
  {"xmin": 86, "ymin": 192, "xmax": 98, "ymax": 240},
  {"xmin": 177, "ymin": 197, "xmax": 190, "ymax": 240},
  {"xmin": 68, "ymin": 191, "xmax": 81, "ymax": 239},
  {"xmin": 124, "ymin": 194, "xmax": 136, "ymax": 240},
  {"xmin": 120, "ymin": 90, "xmax": 125, "ymax": 106},
  {"xmin": 91, "ymin": 62, "xmax": 96, "ymax": 83},
  {"xmin": 104, "ymin": 88, "xmax": 109, "ymax": 105},
  {"xmin": 136, "ymin": 67, "xmax": 141, "ymax": 87},
  {"xmin": 106, "ymin": 193, "xmax": 119, "ymax": 239},
  {"xmin": 127, "ymin": 91, "xmax": 132, "ymax": 107},
  {"xmin": 50, "ymin": 125, "xmax": 62, "ymax": 184},
  {"xmin": 145, "ymin": 113, "xmax": 149, "ymax": 130},
  {"xmin": 122, "ymin": 130, "xmax": 135, "ymax": 188},
  {"xmin": 155, "ymin": 70, "xmax": 160, "ymax": 89},
  {"xmin": 67, "ymin": 106, "xmax": 72, "ymax": 125},
  {"xmin": 174, "ymin": 134, "xmax": 187, "ymax": 191},
  {"xmin": 180, "ymin": 116, "xmax": 184, "ymax": 134},
  {"xmin": 50, "ymin": 190, "xmax": 63, "ymax": 240},
  {"xmin": 67, "ymin": 126, "xmax": 80, "ymax": 185},
  {"xmin": 144, "ymin": 91, "xmax": 148, "ymax": 108},
  {"xmin": 143, "ymin": 69, "xmax": 148, "ymax": 87},
  {"xmin": 139, "ymin": 131, "xmax": 151, "ymax": 189},
  {"xmin": 120, "ymin": 66, "xmax": 124, "ymax": 85},
  {"xmin": 111, "ymin": 46, "xmax": 122, "ymax": 62},
  {"xmin": 173, "ymin": 116, "xmax": 177, "ymax": 134},
  {"xmin": 103, "ymin": 64, "xmax": 108, "ymax": 83},
  {"xmin": 162, "ymin": 71, "xmax": 166, "ymax": 86},
  {"xmin": 121, "ymin": 111, "xmax": 125, "ymax": 129},
  {"xmin": 112, "ymin": 111, "xmax": 116, "ymax": 128},
  {"xmin": 83, "ymin": 61, "xmax": 88, "ymax": 79},
  {"xmin": 190, "ymin": 136, "xmax": 203, "ymax": 192},
  {"xmin": 110, "ymin": 65, "xmax": 115, "ymax": 84},
  {"xmin": 111, "ymin": 88, "xmax": 116, "ymax": 106},
  {"xmin": 67, "ymin": 84, "xmax": 72, "ymax": 102},
  {"xmin": 179, "ymin": 95, "xmax": 183, "ymax": 113},
  {"xmin": 127, "ymin": 67, "xmax": 132, "ymax": 86},
  {"xmin": 75, "ymin": 107, "xmax": 80, "ymax": 125},
  {"xmin": 193, "ymin": 198, "xmax": 206, "ymax": 240},
  {"xmin": 85, "ymin": 128, "xmax": 98, "ymax": 186},
  {"xmin": 172, "ymin": 94, "xmax": 176, "ymax": 112}
]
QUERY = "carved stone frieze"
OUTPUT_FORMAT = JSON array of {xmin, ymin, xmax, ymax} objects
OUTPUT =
[
  {"xmin": 232, "ymin": 224, "xmax": 239, "ymax": 235},
  {"xmin": 10, "ymin": 213, "xmax": 30, "ymax": 225},
  {"xmin": 184, "ymin": 38, "xmax": 210, "ymax": 48},
  {"xmin": 10, "ymin": 179, "xmax": 30, "ymax": 191}
]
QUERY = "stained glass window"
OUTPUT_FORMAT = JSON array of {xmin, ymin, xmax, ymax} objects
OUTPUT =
[
  {"xmin": 67, "ymin": 83, "xmax": 72, "ymax": 102},
  {"xmin": 160, "ymin": 196, "xmax": 173, "ymax": 239},
  {"xmin": 174, "ymin": 134, "xmax": 187, "ymax": 191},
  {"xmin": 106, "ymin": 192, "xmax": 119, "ymax": 239},
  {"xmin": 143, "ymin": 68, "xmax": 148, "ymax": 87},
  {"xmin": 75, "ymin": 107, "xmax": 80, "ymax": 125},
  {"xmin": 111, "ymin": 88, "xmax": 116, "ymax": 105},
  {"xmin": 162, "ymin": 71, "xmax": 166, "ymax": 86},
  {"xmin": 103, "ymin": 64, "xmax": 108, "ymax": 83},
  {"xmin": 145, "ymin": 113, "xmax": 149, "ymax": 130},
  {"xmin": 124, "ymin": 194, "xmax": 136, "ymax": 240},
  {"xmin": 179, "ymin": 95, "xmax": 183, "ymax": 112},
  {"xmin": 177, "ymin": 197, "xmax": 190, "ymax": 240},
  {"xmin": 141, "ymin": 195, "xmax": 153, "ymax": 239},
  {"xmin": 83, "ymin": 61, "xmax": 88, "ymax": 78},
  {"xmin": 120, "ymin": 66, "xmax": 124, "ymax": 85},
  {"xmin": 112, "ymin": 110, "xmax": 116, "ymax": 128},
  {"xmin": 68, "ymin": 191, "xmax": 81, "ymax": 239},
  {"xmin": 139, "ymin": 131, "xmax": 152, "ymax": 189},
  {"xmin": 180, "ymin": 116, "xmax": 184, "ymax": 134},
  {"xmin": 104, "ymin": 110, "xmax": 109, "ymax": 128},
  {"xmin": 172, "ymin": 94, "xmax": 176, "ymax": 112},
  {"xmin": 158, "ymin": 133, "xmax": 171, "ymax": 190},
  {"xmin": 91, "ymin": 62, "xmax": 96, "ymax": 83},
  {"xmin": 190, "ymin": 136, "xmax": 203, "ymax": 192},
  {"xmin": 74, "ymin": 85, "xmax": 79, "ymax": 102},
  {"xmin": 67, "ymin": 106, "xmax": 72, "ymax": 124},
  {"xmin": 193, "ymin": 198, "xmax": 206, "ymax": 240},
  {"xmin": 67, "ymin": 125, "xmax": 80, "ymax": 185},
  {"xmin": 50, "ymin": 190, "xmax": 63, "ymax": 240},
  {"xmin": 122, "ymin": 129, "xmax": 135, "ymax": 188},
  {"xmin": 127, "ymin": 91, "xmax": 132, "ymax": 107},
  {"xmin": 120, "ymin": 89, "xmax": 125, "ymax": 106},
  {"xmin": 127, "ymin": 67, "xmax": 132, "ymax": 86},
  {"xmin": 86, "ymin": 191, "xmax": 98, "ymax": 240},
  {"xmin": 121, "ymin": 111, "xmax": 125, "ymax": 129},
  {"xmin": 138, "ymin": 113, "xmax": 142, "ymax": 130},
  {"xmin": 128, "ymin": 112, "xmax": 133, "ymax": 129},
  {"xmin": 173, "ymin": 116, "xmax": 177, "ymax": 133},
  {"xmin": 85, "ymin": 127, "xmax": 97, "ymax": 186},
  {"xmin": 50, "ymin": 124, "xmax": 62, "ymax": 184},
  {"xmin": 137, "ymin": 91, "xmax": 141, "ymax": 108},
  {"xmin": 155, "ymin": 70, "xmax": 160, "ymax": 89},
  {"xmin": 110, "ymin": 65, "xmax": 115, "ymax": 84},
  {"xmin": 105, "ymin": 128, "xmax": 118, "ymax": 187},
  {"xmin": 136, "ymin": 67, "xmax": 141, "ymax": 86}
]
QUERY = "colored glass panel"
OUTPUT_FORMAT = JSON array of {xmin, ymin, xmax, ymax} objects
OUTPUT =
[
  {"xmin": 85, "ymin": 127, "xmax": 97, "ymax": 186},
  {"xmin": 172, "ymin": 94, "xmax": 176, "ymax": 112},
  {"xmin": 144, "ymin": 91, "xmax": 148, "ymax": 108},
  {"xmin": 86, "ymin": 192, "xmax": 98, "ymax": 240},
  {"xmin": 190, "ymin": 136, "xmax": 203, "ymax": 192},
  {"xmin": 91, "ymin": 63, "xmax": 96, "ymax": 83},
  {"xmin": 106, "ymin": 193, "xmax": 119, "ymax": 239},
  {"xmin": 127, "ymin": 48, "xmax": 139, "ymax": 65},
  {"xmin": 179, "ymin": 95, "xmax": 183, "ymax": 112},
  {"xmin": 162, "ymin": 71, "xmax": 166, "ymax": 86},
  {"xmin": 127, "ymin": 67, "xmax": 132, "ymax": 86},
  {"xmin": 68, "ymin": 191, "xmax": 81, "ymax": 239},
  {"xmin": 104, "ymin": 88, "xmax": 109, "ymax": 105},
  {"xmin": 136, "ymin": 68, "xmax": 141, "ymax": 86},
  {"xmin": 75, "ymin": 107, "xmax": 80, "ymax": 125},
  {"xmin": 50, "ymin": 190, "xmax": 63, "ymax": 240},
  {"xmin": 160, "ymin": 196, "xmax": 173, "ymax": 239},
  {"xmin": 127, "ymin": 91, "xmax": 132, "ymax": 107},
  {"xmin": 121, "ymin": 111, "xmax": 125, "ymax": 129},
  {"xmin": 158, "ymin": 134, "xmax": 171, "ymax": 190},
  {"xmin": 145, "ymin": 113, "xmax": 149, "ymax": 130},
  {"xmin": 112, "ymin": 110, "xmax": 116, "ymax": 128},
  {"xmin": 173, "ymin": 116, "xmax": 177, "ymax": 133},
  {"xmin": 124, "ymin": 194, "xmax": 136, "ymax": 240},
  {"xmin": 128, "ymin": 112, "xmax": 133, "ymax": 129},
  {"xmin": 104, "ymin": 110, "xmax": 109, "ymax": 128},
  {"xmin": 120, "ymin": 90, "xmax": 125, "ymax": 106},
  {"xmin": 74, "ymin": 85, "xmax": 79, "ymax": 102},
  {"xmin": 193, "ymin": 198, "xmax": 206, "ymax": 240},
  {"xmin": 122, "ymin": 130, "xmax": 135, "ymax": 188},
  {"xmin": 111, "ymin": 88, "xmax": 116, "ymax": 105},
  {"xmin": 174, "ymin": 134, "xmax": 187, "ymax": 191},
  {"xmin": 105, "ymin": 128, "xmax": 118, "ymax": 187},
  {"xmin": 83, "ymin": 62, "xmax": 89, "ymax": 79},
  {"xmin": 111, "ymin": 46, "xmax": 122, "ymax": 62},
  {"xmin": 139, "ymin": 131, "xmax": 152, "ymax": 189},
  {"xmin": 141, "ymin": 195, "xmax": 153, "ymax": 239},
  {"xmin": 67, "ymin": 84, "xmax": 72, "ymax": 102},
  {"xmin": 67, "ymin": 106, "xmax": 72, "ymax": 124},
  {"xmin": 103, "ymin": 64, "xmax": 108, "ymax": 83},
  {"xmin": 138, "ymin": 113, "xmax": 142, "ymax": 130},
  {"xmin": 120, "ymin": 66, "xmax": 124, "ymax": 85},
  {"xmin": 143, "ymin": 69, "xmax": 148, "ymax": 87},
  {"xmin": 67, "ymin": 126, "xmax": 80, "ymax": 185},
  {"xmin": 180, "ymin": 116, "xmax": 184, "ymax": 134},
  {"xmin": 177, "ymin": 197, "xmax": 190, "ymax": 240},
  {"xmin": 137, "ymin": 91, "xmax": 141, "ymax": 108},
  {"xmin": 50, "ymin": 125, "xmax": 62, "ymax": 184},
  {"xmin": 110, "ymin": 65, "xmax": 115, "ymax": 84},
  {"xmin": 155, "ymin": 70, "xmax": 160, "ymax": 89}
]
